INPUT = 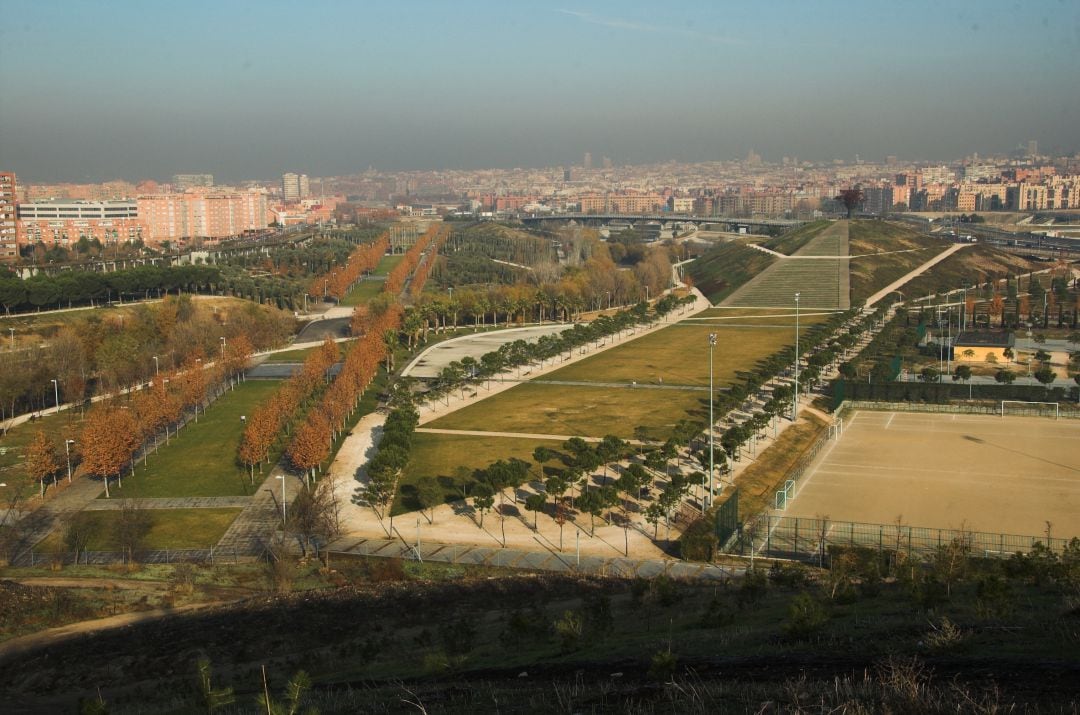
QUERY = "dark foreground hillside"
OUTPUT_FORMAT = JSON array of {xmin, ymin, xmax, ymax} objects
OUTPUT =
[{"xmin": 2, "ymin": 549, "xmax": 1078, "ymax": 714}]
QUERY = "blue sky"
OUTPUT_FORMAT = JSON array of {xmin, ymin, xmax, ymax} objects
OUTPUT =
[{"xmin": 1, "ymin": 0, "xmax": 1077, "ymax": 181}]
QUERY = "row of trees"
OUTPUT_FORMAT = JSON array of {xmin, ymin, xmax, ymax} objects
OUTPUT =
[
  {"xmin": 1, "ymin": 296, "xmax": 286, "ymax": 429},
  {"xmin": 0, "ymin": 265, "xmax": 223, "ymax": 313},
  {"xmin": 237, "ymin": 338, "xmax": 341, "ymax": 482},
  {"xmin": 383, "ymin": 224, "xmax": 446, "ymax": 296},
  {"xmin": 361, "ymin": 406, "xmax": 420, "ymax": 520},
  {"xmin": 77, "ymin": 348, "xmax": 251, "ymax": 497},
  {"xmin": 308, "ymin": 232, "xmax": 391, "ymax": 300},
  {"xmin": 422, "ymin": 296, "xmax": 693, "ymax": 405},
  {"xmin": 284, "ymin": 303, "xmax": 404, "ymax": 480}
]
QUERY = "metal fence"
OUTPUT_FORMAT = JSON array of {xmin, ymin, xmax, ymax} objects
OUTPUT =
[
  {"xmin": 727, "ymin": 515, "xmax": 1073, "ymax": 565},
  {"xmin": 839, "ymin": 399, "xmax": 1079, "ymax": 418},
  {"xmin": 12, "ymin": 546, "xmax": 246, "ymax": 568},
  {"xmin": 773, "ymin": 416, "xmax": 843, "ymax": 510},
  {"xmin": 326, "ymin": 537, "xmax": 741, "ymax": 582}
]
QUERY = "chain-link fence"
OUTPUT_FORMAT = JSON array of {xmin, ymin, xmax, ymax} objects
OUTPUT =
[
  {"xmin": 834, "ymin": 399, "xmax": 1080, "ymax": 419},
  {"xmin": 728, "ymin": 515, "xmax": 1073, "ymax": 565},
  {"xmin": 11, "ymin": 546, "xmax": 246, "ymax": 568}
]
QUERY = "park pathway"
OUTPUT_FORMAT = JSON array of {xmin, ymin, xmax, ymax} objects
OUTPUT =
[
  {"xmin": 83, "ymin": 496, "xmax": 251, "ymax": 511},
  {"xmin": 864, "ymin": 243, "xmax": 968, "ymax": 307},
  {"xmin": 5, "ymin": 476, "xmax": 104, "ymax": 559},
  {"xmin": 214, "ymin": 471, "xmax": 302, "ymax": 554}
]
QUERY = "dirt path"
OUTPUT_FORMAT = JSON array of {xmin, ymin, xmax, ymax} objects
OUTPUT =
[
  {"xmin": 864, "ymin": 243, "xmax": 968, "ymax": 307},
  {"xmin": 0, "ymin": 601, "xmax": 227, "ymax": 662}
]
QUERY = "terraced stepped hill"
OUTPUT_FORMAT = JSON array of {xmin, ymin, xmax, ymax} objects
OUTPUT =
[
  {"xmin": 721, "ymin": 221, "xmax": 850, "ymax": 309},
  {"xmin": 683, "ymin": 241, "xmax": 777, "ymax": 304},
  {"xmin": 761, "ymin": 219, "xmax": 830, "ymax": 255}
]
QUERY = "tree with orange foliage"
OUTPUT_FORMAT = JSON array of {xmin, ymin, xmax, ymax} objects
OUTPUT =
[
  {"xmin": 25, "ymin": 429, "xmax": 60, "ymax": 499},
  {"xmin": 237, "ymin": 406, "xmax": 276, "ymax": 485},
  {"xmin": 223, "ymin": 333, "xmax": 255, "ymax": 387},
  {"xmin": 288, "ymin": 410, "xmax": 332, "ymax": 484},
  {"xmin": 79, "ymin": 405, "xmax": 138, "ymax": 497},
  {"xmin": 180, "ymin": 355, "xmax": 209, "ymax": 422}
]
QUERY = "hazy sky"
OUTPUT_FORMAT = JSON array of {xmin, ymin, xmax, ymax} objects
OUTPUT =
[{"xmin": 1, "ymin": 0, "xmax": 1078, "ymax": 182}]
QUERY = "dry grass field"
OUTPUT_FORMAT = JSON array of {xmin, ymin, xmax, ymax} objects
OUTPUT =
[{"xmin": 785, "ymin": 410, "xmax": 1080, "ymax": 539}]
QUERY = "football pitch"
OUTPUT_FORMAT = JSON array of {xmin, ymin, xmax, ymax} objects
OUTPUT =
[{"xmin": 784, "ymin": 410, "xmax": 1080, "ymax": 539}]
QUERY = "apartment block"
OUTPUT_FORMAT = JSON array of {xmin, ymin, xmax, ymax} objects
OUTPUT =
[
  {"xmin": 17, "ymin": 199, "xmax": 142, "ymax": 246},
  {"xmin": 282, "ymin": 173, "xmax": 310, "ymax": 202},
  {"xmin": 0, "ymin": 172, "xmax": 17, "ymax": 261},
  {"xmin": 138, "ymin": 189, "xmax": 269, "ymax": 243}
]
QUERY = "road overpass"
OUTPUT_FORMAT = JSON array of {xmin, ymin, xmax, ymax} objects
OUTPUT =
[{"xmin": 519, "ymin": 213, "xmax": 804, "ymax": 231}]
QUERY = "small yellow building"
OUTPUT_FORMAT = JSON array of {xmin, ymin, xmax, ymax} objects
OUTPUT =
[{"xmin": 953, "ymin": 331, "xmax": 1015, "ymax": 363}]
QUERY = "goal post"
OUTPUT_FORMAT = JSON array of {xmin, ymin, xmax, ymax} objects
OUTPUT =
[{"xmin": 1000, "ymin": 400, "xmax": 1059, "ymax": 419}]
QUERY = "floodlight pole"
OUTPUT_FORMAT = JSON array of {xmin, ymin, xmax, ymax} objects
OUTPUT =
[
  {"xmin": 708, "ymin": 332, "xmax": 717, "ymax": 507},
  {"xmin": 792, "ymin": 293, "xmax": 800, "ymax": 421}
]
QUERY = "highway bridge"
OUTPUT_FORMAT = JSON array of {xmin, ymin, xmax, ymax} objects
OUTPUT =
[{"xmin": 519, "ymin": 213, "xmax": 805, "ymax": 231}]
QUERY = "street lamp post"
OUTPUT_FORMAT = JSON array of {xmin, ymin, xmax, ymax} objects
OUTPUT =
[
  {"xmin": 152, "ymin": 356, "xmax": 159, "ymax": 376},
  {"xmin": 50, "ymin": 379, "xmax": 59, "ymax": 411},
  {"xmin": 276, "ymin": 475, "xmax": 287, "ymax": 525},
  {"xmin": 220, "ymin": 336, "xmax": 226, "ymax": 361},
  {"xmin": 708, "ymin": 332, "xmax": 717, "ymax": 507},
  {"xmin": 65, "ymin": 439, "xmax": 75, "ymax": 482},
  {"xmin": 793, "ymin": 293, "xmax": 800, "ymax": 421}
]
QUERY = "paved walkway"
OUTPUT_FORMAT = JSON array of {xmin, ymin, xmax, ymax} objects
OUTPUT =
[
  {"xmin": 864, "ymin": 243, "xmax": 968, "ymax": 307},
  {"xmin": 83, "ymin": 496, "xmax": 251, "ymax": 511},
  {"xmin": 215, "ymin": 471, "xmax": 303, "ymax": 554},
  {"xmin": 5, "ymin": 476, "xmax": 105, "ymax": 560},
  {"xmin": 401, "ymin": 324, "xmax": 574, "ymax": 378}
]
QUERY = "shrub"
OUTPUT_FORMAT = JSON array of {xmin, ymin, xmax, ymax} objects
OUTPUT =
[{"xmin": 784, "ymin": 592, "xmax": 829, "ymax": 640}]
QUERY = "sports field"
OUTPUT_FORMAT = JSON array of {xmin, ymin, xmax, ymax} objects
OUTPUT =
[{"xmin": 785, "ymin": 410, "xmax": 1080, "ymax": 539}]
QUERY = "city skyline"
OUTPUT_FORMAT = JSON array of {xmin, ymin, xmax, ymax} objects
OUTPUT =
[{"xmin": 1, "ymin": 0, "xmax": 1078, "ymax": 182}]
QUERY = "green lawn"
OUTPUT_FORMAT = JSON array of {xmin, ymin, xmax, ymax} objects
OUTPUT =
[
  {"xmin": 541, "ymin": 313, "xmax": 826, "ymax": 387},
  {"xmin": 0, "ymin": 409, "xmax": 84, "ymax": 503},
  {"xmin": 339, "ymin": 255, "xmax": 403, "ymax": 306},
  {"xmin": 35, "ymin": 508, "xmax": 241, "ymax": 552},
  {"xmin": 393, "ymin": 432, "xmax": 558, "ymax": 515},
  {"xmin": 101, "ymin": 380, "xmax": 282, "ymax": 499},
  {"xmin": 372, "ymin": 254, "xmax": 403, "ymax": 276},
  {"xmin": 429, "ymin": 381, "xmax": 707, "ymax": 440},
  {"xmin": 340, "ymin": 279, "xmax": 387, "ymax": 306}
]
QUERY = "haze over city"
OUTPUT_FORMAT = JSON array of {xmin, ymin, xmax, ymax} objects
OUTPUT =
[{"xmin": 2, "ymin": 0, "xmax": 1078, "ymax": 182}]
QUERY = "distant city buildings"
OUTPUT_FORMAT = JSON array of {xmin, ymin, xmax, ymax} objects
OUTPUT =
[{"xmin": 172, "ymin": 173, "xmax": 214, "ymax": 190}]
